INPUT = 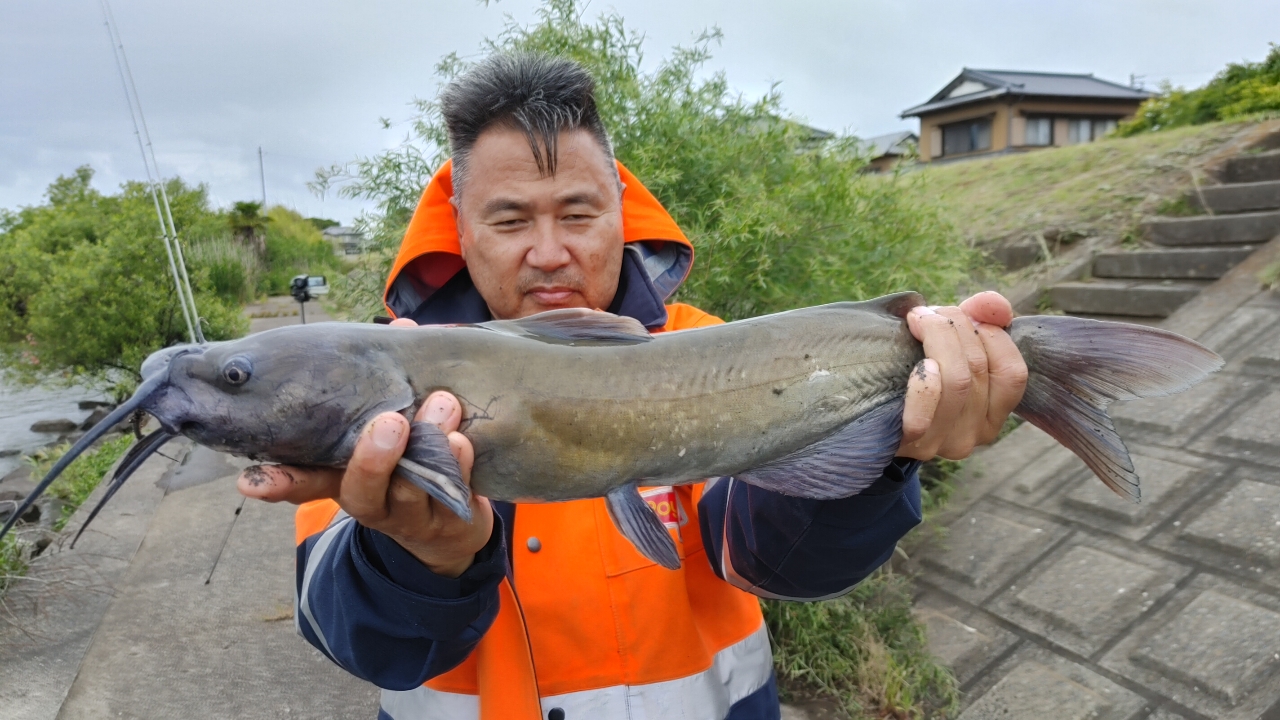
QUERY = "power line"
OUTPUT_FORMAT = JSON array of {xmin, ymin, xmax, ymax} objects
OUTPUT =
[{"xmin": 100, "ymin": 0, "xmax": 204, "ymax": 344}]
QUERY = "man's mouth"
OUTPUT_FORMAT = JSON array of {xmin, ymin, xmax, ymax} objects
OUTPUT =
[{"xmin": 527, "ymin": 286, "xmax": 579, "ymax": 305}]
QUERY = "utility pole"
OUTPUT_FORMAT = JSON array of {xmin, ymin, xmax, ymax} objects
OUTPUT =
[{"xmin": 258, "ymin": 146, "xmax": 267, "ymax": 208}]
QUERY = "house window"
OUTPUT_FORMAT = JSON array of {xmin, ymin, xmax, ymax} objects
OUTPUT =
[
  {"xmin": 941, "ymin": 117, "xmax": 992, "ymax": 156},
  {"xmin": 1025, "ymin": 117, "xmax": 1052, "ymax": 146},
  {"xmin": 1067, "ymin": 119, "xmax": 1092, "ymax": 144},
  {"xmin": 1068, "ymin": 117, "xmax": 1120, "ymax": 144}
]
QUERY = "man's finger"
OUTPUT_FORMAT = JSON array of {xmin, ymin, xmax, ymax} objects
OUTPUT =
[
  {"xmin": 960, "ymin": 290, "xmax": 1014, "ymax": 328},
  {"xmin": 934, "ymin": 306, "xmax": 989, "ymax": 386},
  {"xmin": 898, "ymin": 359, "xmax": 941, "ymax": 455},
  {"xmin": 237, "ymin": 464, "xmax": 341, "ymax": 504},
  {"xmin": 418, "ymin": 391, "xmax": 463, "ymax": 434},
  {"xmin": 975, "ymin": 321, "xmax": 1029, "ymax": 440},
  {"xmin": 339, "ymin": 413, "xmax": 410, "ymax": 523},
  {"xmin": 389, "ymin": 318, "xmax": 418, "ymax": 328}
]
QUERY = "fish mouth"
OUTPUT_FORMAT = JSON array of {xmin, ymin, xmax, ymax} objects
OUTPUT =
[{"xmin": 0, "ymin": 348, "xmax": 199, "ymax": 544}]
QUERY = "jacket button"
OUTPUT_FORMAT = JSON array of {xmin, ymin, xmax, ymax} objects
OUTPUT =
[
  {"xmin": 548, "ymin": 709, "xmax": 565, "ymax": 720},
  {"xmin": 526, "ymin": 536, "xmax": 542, "ymax": 553}
]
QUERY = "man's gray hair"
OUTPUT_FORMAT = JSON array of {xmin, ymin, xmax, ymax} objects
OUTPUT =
[{"xmin": 440, "ymin": 52, "xmax": 618, "ymax": 195}]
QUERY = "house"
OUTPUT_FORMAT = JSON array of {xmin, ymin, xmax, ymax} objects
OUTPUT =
[
  {"xmin": 323, "ymin": 226, "xmax": 365, "ymax": 256},
  {"xmin": 861, "ymin": 131, "xmax": 918, "ymax": 172},
  {"xmin": 901, "ymin": 68, "xmax": 1152, "ymax": 163}
]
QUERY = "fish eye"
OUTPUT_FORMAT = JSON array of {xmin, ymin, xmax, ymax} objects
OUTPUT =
[{"xmin": 222, "ymin": 356, "xmax": 252, "ymax": 386}]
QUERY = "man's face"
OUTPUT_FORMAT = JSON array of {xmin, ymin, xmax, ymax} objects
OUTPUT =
[{"xmin": 453, "ymin": 127, "xmax": 625, "ymax": 320}]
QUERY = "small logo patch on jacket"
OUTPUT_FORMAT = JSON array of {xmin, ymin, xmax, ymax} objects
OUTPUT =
[{"xmin": 639, "ymin": 486, "xmax": 683, "ymax": 529}]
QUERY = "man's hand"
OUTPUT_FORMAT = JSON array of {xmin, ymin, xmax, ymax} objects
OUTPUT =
[
  {"xmin": 237, "ymin": 374, "xmax": 492, "ymax": 578},
  {"xmin": 896, "ymin": 291, "xmax": 1028, "ymax": 461}
]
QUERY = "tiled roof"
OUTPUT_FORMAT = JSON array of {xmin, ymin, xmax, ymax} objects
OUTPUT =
[{"xmin": 902, "ymin": 68, "xmax": 1153, "ymax": 117}]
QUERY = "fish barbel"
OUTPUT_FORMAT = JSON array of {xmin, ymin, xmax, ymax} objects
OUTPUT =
[{"xmin": 0, "ymin": 292, "xmax": 1223, "ymax": 568}]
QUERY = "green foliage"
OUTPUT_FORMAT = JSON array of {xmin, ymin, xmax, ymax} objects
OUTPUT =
[
  {"xmin": 307, "ymin": 217, "xmax": 340, "ymax": 232},
  {"xmin": 258, "ymin": 206, "xmax": 343, "ymax": 295},
  {"xmin": 0, "ymin": 532, "xmax": 28, "ymax": 597},
  {"xmin": 27, "ymin": 433, "xmax": 134, "ymax": 530},
  {"xmin": 0, "ymin": 167, "xmax": 247, "ymax": 396},
  {"xmin": 764, "ymin": 570, "xmax": 959, "ymax": 718},
  {"xmin": 1262, "ymin": 258, "xmax": 1280, "ymax": 290},
  {"xmin": 916, "ymin": 120, "xmax": 1257, "ymax": 251},
  {"xmin": 184, "ymin": 233, "xmax": 265, "ymax": 304},
  {"xmin": 1, "ymin": 433, "xmax": 133, "ymax": 598},
  {"xmin": 1118, "ymin": 45, "xmax": 1280, "ymax": 136},
  {"xmin": 315, "ymin": 0, "xmax": 973, "ymax": 321}
]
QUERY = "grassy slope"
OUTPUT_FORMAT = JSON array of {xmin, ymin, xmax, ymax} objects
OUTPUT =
[{"xmin": 911, "ymin": 120, "xmax": 1263, "ymax": 248}]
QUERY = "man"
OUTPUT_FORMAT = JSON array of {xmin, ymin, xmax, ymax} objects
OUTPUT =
[{"xmin": 237, "ymin": 53, "xmax": 1026, "ymax": 720}]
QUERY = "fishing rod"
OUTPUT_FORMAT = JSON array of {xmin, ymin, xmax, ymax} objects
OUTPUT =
[{"xmin": 100, "ymin": 0, "xmax": 205, "ymax": 344}]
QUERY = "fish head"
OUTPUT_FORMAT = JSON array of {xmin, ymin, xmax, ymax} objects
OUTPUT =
[{"xmin": 138, "ymin": 329, "xmax": 416, "ymax": 464}]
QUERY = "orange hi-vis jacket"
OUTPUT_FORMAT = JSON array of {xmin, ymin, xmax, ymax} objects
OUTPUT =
[
  {"xmin": 298, "ymin": 161, "xmax": 770, "ymax": 719},
  {"xmin": 293, "ymin": 161, "xmax": 924, "ymax": 720}
]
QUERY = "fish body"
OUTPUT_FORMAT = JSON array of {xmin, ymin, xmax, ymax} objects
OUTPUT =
[{"xmin": 0, "ymin": 292, "xmax": 1224, "ymax": 569}]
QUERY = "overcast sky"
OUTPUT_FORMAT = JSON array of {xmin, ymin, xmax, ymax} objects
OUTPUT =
[{"xmin": 2, "ymin": 0, "xmax": 1276, "ymax": 224}]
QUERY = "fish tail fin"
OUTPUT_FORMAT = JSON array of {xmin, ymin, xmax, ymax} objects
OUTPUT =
[{"xmin": 1010, "ymin": 315, "xmax": 1223, "ymax": 501}]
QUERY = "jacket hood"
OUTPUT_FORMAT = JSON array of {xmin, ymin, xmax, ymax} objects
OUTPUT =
[{"xmin": 383, "ymin": 159, "xmax": 694, "ymax": 324}]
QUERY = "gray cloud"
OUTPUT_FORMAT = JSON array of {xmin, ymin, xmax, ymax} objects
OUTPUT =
[{"xmin": 2, "ymin": 0, "xmax": 1276, "ymax": 223}]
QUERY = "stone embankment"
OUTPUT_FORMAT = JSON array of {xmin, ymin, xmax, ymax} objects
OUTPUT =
[
  {"xmin": 1049, "ymin": 127, "xmax": 1280, "ymax": 320},
  {"xmin": 909, "ymin": 232, "xmax": 1280, "ymax": 717}
]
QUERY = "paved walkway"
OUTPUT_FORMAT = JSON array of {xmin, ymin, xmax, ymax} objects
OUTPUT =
[
  {"xmin": 907, "ymin": 238, "xmax": 1280, "ymax": 719},
  {"xmin": 1, "ymin": 299, "xmax": 382, "ymax": 718}
]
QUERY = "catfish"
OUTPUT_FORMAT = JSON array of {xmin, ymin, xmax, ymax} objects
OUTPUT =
[{"xmin": 0, "ymin": 292, "xmax": 1223, "ymax": 569}]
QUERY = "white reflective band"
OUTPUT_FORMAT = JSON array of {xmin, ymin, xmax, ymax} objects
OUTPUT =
[
  {"xmin": 376, "ymin": 623, "xmax": 772, "ymax": 720},
  {"xmin": 380, "ymin": 686, "xmax": 479, "ymax": 720},
  {"xmin": 542, "ymin": 622, "xmax": 772, "ymax": 720},
  {"xmin": 298, "ymin": 514, "xmax": 352, "ymax": 666}
]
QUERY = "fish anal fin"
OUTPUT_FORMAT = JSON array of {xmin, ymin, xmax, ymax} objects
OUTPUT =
[
  {"xmin": 735, "ymin": 396, "xmax": 904, "ymax": 500},
  {"xmin": 395, "ymin": 422, "xmax": 472, "ymax": 521},
  {"xmin": 605, "ymin": 484, "xmax": 680, "ymax": 570},
  {"xmin": 481, "ymin": 308, "xmax": 652, "ymax": 346}
]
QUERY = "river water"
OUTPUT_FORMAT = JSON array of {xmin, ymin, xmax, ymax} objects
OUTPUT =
[{"xmin": 0, "ymin": 383, "xmax": 107, "ymax": 479}]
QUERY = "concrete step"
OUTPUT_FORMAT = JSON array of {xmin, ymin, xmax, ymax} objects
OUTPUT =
[
  {"xmin": 1092, "ymin": 246, "xmax": 1257, "ymax": 280},
  {"xmin": 1194, "ymin": 180, "xmax": 1280, "ymax": 214},
  {"xmin": 1048, "ymin": 279, "xmax": 1209, "ymax": 317},
  {"xmin": 1143, "ymin": 210, "xmax": 1280, "ymax": 246},
  {"xmin": 1224, "ymin": 149, "xmax": 1280, "ymax": 184}
]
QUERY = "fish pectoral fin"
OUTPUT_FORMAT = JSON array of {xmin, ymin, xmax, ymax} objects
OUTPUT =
[
  {"xmin": 735, "ymin": 396, "xmax": 905, "ymax": 500},
  {"xmin": 480, "ymin": 308, "xmax": 652, "ymax": 345},
  {"xmin": 395, "ymin": 422, "xmax": 472, "ymax": 522},
  {"xmin": 604, "ymin": 484, "xmax": 680, "ymax": 570}
]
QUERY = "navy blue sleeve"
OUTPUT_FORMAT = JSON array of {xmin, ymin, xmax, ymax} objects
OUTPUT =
[
  {"xmin": 295, "ymin": 512, "xmax": 506, "ymax": 690},
  {"xmin": 698, "ymin": 459, "xmax": 922, "ymax": 600}
]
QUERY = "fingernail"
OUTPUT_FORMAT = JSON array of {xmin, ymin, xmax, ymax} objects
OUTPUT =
[
  {"xmin": 912, "ymin": 306, "xmax": 937, "ymax": 317},
  {"xmin": 924, "ymin": 358, "xmax": 939, "ymax": 375},
  {"xmin": 424, "ymin": 394, "xmax": 453, "ymax": 425},
  {"xmin": 372, "ymin": 417, "xmax": 404, "ymax": 449}
]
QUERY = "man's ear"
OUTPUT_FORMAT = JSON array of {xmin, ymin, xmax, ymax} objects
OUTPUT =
[{"xmin": 450, "ymin": 196, "xmax": 467, "ymax": 258}]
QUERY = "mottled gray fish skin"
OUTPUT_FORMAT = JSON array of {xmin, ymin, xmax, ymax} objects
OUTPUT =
[{"xmin": 156, "ymin": 295, "xmax": 922, "ymax": 503}]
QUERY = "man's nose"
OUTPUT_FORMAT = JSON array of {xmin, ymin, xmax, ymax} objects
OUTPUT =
[{"xmin": 524, "ymin": 219, "xmax": 572, "ymax": 271}]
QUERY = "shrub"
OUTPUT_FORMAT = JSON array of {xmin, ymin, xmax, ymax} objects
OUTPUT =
[
  {"xmin": 259, "ymin": 206, "xmax": 343, "ymax": 295},
  {"xmin": 0, "ymin": 167, "xmax": 247, "ymax": 397},
  {"xmin": 185, "ymin": 233, "xmax": 264, "ymax": 304},
  {"xmin": 1119, "ymin": 44, "xmax": 1280, "ymax": 136}
]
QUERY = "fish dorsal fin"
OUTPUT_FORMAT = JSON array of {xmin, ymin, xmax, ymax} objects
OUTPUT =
[
  {"xmin": 868, "ymin": 291, "xmax": 925, "ymax": 319},
  {"xmin": 481, "ymin": 308, "xmax": 653, "ymax": 346}
]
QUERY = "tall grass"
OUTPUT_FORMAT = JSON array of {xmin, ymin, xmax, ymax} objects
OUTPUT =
[
  {"xmin": 27, "ymin": 433, "xmax": 135, "ymax": 531},
  {"xmin": 259, "ymin": 207, "xmax": 344, "ymax": 295},
  {"xmin": 765, "ymin": 570, "xmax": 959, "ymax": 718},
  {"xmin": 185, "ymin": 234, "xmax": 264, "ymax": 304}
]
